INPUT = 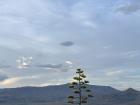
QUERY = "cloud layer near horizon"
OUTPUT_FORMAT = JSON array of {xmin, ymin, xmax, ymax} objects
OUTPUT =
[{"xmin": 0, "ymin": 0, "xmax": 140, "ymax": 90}]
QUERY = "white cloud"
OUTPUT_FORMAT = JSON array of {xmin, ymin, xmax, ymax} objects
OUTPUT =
[
  {"xmin": 0, "ymin": 77, "xmax": 19, "ymax": 86},
  {"xmin": 65, "ymin": 61, "xmax": 73, "ymax": 65},
  {"xmin": 0, "ymin": 75, "xmax": 39, "ymax": 87},
  {"xmin": 16, "ymin": 56, "xmax": 33, "ymax": 69}
]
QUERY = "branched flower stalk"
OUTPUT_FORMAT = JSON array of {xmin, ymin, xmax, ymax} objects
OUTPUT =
[{"xmin": 68, "ymin": 69, "xmax": 93, "ymax": 105}]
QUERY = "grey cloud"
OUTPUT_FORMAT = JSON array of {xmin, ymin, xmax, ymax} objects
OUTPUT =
[
  {"xmin": 0, "ymin": 61, "xmax": 11, "ymax": 69},
  {"xmin": 36, "ymin": 64, "xmax": 63, "ymax": 69},
  {"xmin": 0, "ymin": 65, "xmax": 11, "ymax": 69},
  {"xmin": 36, "ymin": 62, "xmax": 73, "ymax": 72},
  {"xmin": 116, "ymin": 4, "xmax": 140, "ymax": 14},
  {"xmin": 0, "ymin": 73, "xmax": 8, "ymax": 82},
  {"xmin": 60, "ymin": 41, "xmax": 74, "ymax": 47}
]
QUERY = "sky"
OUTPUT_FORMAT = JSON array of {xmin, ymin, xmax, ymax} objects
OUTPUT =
[{"xmin": 0, "ymin": 0, "xmax": 140, "ymax": 90}]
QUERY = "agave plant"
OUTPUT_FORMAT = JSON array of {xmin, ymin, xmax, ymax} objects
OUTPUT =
[{"xmin": 68, "ymin": 69, "xmax": 93, "ymax": 105}]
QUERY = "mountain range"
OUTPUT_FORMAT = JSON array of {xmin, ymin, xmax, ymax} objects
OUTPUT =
[{"xmin": 0, "ymin": 84, "xmax": 140, "ymax": 105}]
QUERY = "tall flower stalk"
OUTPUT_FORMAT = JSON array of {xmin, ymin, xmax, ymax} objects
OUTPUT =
[{"xmin": 68, "ymin": 69, "xmax": 93, "ymax": 105}]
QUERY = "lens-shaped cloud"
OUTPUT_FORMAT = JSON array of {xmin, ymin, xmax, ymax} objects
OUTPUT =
[{"xmin": 60, "ymin": 41, "xmax": 74, "ymax": 47}]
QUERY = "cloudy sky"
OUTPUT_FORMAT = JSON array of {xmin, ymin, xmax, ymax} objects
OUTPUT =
[{"xmin": 0, "ymin": 0, "xmax": 140, "ymax": 90}]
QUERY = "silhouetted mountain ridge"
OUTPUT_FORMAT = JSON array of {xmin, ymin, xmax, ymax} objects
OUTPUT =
[{"xmin": 0, "ymin": 84, "xmax": 139, "ymax": 105}]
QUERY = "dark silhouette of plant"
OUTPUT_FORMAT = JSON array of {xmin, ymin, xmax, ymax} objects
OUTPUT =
[{"xmin": 68, "ymin": 68, "xmax": 93, "ymax": 105}]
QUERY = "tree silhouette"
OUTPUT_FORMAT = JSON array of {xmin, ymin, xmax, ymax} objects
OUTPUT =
[{"xmin": 68, "ymin": 68, "xmax": 93, "ymax": 105}]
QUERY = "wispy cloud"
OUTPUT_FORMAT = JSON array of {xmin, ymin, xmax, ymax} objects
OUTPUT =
[
  {"xmin": 0, "ymin": 65, "xmax": 11, "ymax": 69},
  {"xmin": 37, "ymin": 64, "xmax": 63, "ymax": 69},
  {"xmin": 105, "ymin": 70, "xmax": 124, "ymax": 76},
  {"xmin": 116, "ymin": 3, "xmax": 140, "ymax": 14},
  {"xmin": 36, "ymin": 61, "xmax": 73, "ymax": 72}
]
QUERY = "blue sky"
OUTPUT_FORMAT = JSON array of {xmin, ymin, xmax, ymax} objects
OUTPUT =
[{"xmin": 0, "ymin": 0, "xmax": 140, "ymax": 90}]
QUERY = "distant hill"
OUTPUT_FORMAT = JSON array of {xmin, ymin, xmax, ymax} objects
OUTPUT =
[{"xmin": 0, "ymin": 84, "xmax": 140, "ymax": 105}]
